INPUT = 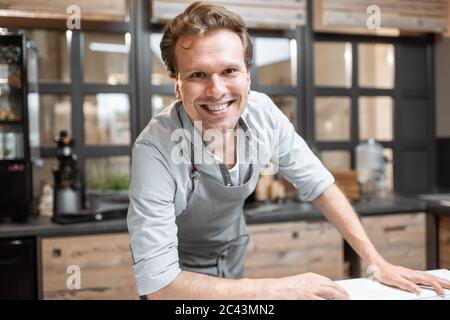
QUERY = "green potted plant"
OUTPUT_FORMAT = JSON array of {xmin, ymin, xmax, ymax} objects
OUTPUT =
[{"xmin": 85, "ymin": 166, "xmax": 131, "ymax": 211}]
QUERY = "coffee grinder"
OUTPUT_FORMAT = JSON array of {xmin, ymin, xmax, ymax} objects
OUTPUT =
[{"xmin": 53, "ymin": 130, "xmax": 82, "ymax": 216}]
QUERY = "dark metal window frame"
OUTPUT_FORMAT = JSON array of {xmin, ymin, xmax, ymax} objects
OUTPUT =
[
  {"xmin": 10, "ymin": 1, "xmax": 141, "ymax": 197},
  {"xmin": 308, "ymin": 30, "xmax": 435, "ymax": 191},
  {"xmin": 3, "ymin": 0, "xmax": 436, "ymax": 194},
  {"xmin": 311, "ymin": 33, "xmax": 399, "ymax": 168}
]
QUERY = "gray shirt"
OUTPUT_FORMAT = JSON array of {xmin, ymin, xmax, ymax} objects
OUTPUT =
[{"xmin": 127, "ymin": 91, "xmax": 335, "ymax": 296}]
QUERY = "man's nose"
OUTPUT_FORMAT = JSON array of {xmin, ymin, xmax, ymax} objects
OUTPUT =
[{"xmin": 205, "ymin": 74, "xmax": 226, "ymax": 99}]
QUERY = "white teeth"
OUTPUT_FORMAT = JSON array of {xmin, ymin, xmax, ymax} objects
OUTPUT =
[{"xmin": 204, "ymin": 102, "xmax": 230, "ymax": 111}]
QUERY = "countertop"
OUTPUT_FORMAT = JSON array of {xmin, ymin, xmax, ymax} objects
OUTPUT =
[
  {"xmin": 0, "ymin": 194, "xmax": 429, "ymax": 240},
  {"xmin": 244, "ymin": 194, "xmax": 427, "ymax": 224},
  {"xmin": 415, "ymin": 192, "xmax": 450, "ymax": 216}
]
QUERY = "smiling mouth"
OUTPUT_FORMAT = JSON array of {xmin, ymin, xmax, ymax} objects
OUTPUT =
[{"xmin": 200, "ymin": 100, "xmax": 234, "ymax": 113}]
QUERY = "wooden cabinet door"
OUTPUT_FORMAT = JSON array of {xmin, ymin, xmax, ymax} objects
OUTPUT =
[
  {"xmin": 41, "ymin": 233, "xmax": 138, "ymax": 300},
  {"xmin": 439, "ymin": 216, "xmax": 450, "ymax": 269},
  {"xmin": 245, "ymin": 221, "xmax": 345, "ymax": 280},
  {"xmin": 360, "ymin": 213, "xmax": 426, "ymax": 274}
]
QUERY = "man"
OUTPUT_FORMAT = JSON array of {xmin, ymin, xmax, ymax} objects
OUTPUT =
[{"xmin": 127, "ymin": 1, "xmax": 450, "ymax": 299}]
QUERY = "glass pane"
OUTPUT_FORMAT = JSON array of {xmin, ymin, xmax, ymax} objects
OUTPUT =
[
  {"xmin": 84, "ymin": 33, "xmax": 130, "ymax": 84},
  {"xmin": 359, "ymin": 96, "xmax": 393, "ymax": 141},
  {"xmin": 39, "ymin": 95, "xmax": 71, "ymax": 146},
  {"xmin": 151, "ymin": 95, "xmax": 177, "ymax": 117},
  {"xmin": 28, "ymin": 93, "xmax": 40, "ymax": 159},
  {"xmin": 25, "ymin": 30, "xmax": 70, "ymax": 82},
  {"xmin": 321, "ymin": 150, "xmax": 351, "ymax": 170},
  {"xmin": 270, "ymin": 95, "xmax": 298, "ymax": 129},
  {"xmin": 359, "ymin": 43, "xmax": 395, "ymax": 89},
  {"xmin": 151, "ymin": 33, "xmax": 174, "ymax": 85},
  {"xmin": 314, "ymin": 42, "xmax": 352, "ymax": 88},
  {"xmin": 32, "ymin": 157, "xmax": 57, "ymax": 200},
  {"xmin": 83, "ymin": 94, "xmax": 130, "ymax": 145},
  {"xmin": 85, "ymin": 156, "xmax": 130, "ymax": 191},
  {"xmin": 255, "ymin": 37, "xmax": 297, "ymax": 86},
  {"xmin": 315, "ymin": 96, "xmax": 351, "ymax": 141},
  {"xmin": 0, "ymin": 125, "xmax": 24, "ymax": 160},
  {"xmin": 26, "ymin": 39, "xmax": 39, "ymax": 85},
  {"xmin": 0, "ymin": 48, "xmax": 23, "ymax": 121}
]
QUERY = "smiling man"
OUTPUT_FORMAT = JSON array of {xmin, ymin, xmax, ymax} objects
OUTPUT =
[
  {"xmin": 172, "ymin": 27, "xmax": 251, "ymax": 168},
  {"xmin": 127, "ymin": 1, "xmax": 450, "ymax": 300},
  {"xmin": 175, "ymin": 30, "xmax": 249, "ymax": 132}
]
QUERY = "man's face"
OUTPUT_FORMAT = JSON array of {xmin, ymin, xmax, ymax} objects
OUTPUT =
[{"xmin": 174, "ymin": 29, "xmax": 251, "ymax": 132}]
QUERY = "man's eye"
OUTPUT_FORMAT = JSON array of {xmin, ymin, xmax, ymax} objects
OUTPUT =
[
  {"xmin": 224, "ymin": 68, "xmax": 236, "ymax": 75},
  {"xmin": 191, "ymin": 72, "xmax": 205, "ymax": 78}
]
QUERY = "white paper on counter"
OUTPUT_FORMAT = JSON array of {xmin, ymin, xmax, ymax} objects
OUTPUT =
[{"xmin": 335, "ymin": 269, "xmax": 450, "ymax": 300}]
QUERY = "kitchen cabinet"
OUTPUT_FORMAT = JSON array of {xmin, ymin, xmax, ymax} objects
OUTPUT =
[
  {"xmin": 359, "ymin": 212, "xmax": 427, "ymax": 274},
  {"xmin": 41, "ymin": 233, "xmax": 138, "ymax": 300},
  {"xmin": 245, "ymin": 220, "xmax": 346, "ymax": 280},
  {"xmin": 0, "ymin": 237, "xmax": 37, "ymax": 299},
  {"xmin": 439, "ymin": 215, "xmax": 450, "ymax": 268}
]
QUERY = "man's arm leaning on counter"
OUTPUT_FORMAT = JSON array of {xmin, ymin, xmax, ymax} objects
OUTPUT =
[
  {"xmin": 313, "ymin": 183, "xmax": 450, "ymax": 296},
  {"xmin": 147, "ymin": 271, "xmax": 259, "ymax": 299},
  {"xmin": 147, "ymin": 270, "xmax": 349, "ymax": 300},
  {"xmin": 312, "ymin": 184, "xmax": 385, "ymax": 269}
]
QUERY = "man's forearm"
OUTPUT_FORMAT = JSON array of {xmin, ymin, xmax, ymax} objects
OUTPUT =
[
  {"xmin": 147, "ymin": 271, "xmax": 266, "ymax": 300},
  {"xmin": 313, "ymin": 184, "xmax": 386, "ymax": 267}
]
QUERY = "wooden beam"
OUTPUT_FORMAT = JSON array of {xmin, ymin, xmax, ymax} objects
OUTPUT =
[
  {"xmin": 151, "ymin": 0, "xmax": 307, "ymax": 30},
  {"xmin": 314, "ymin": 0, "xmax": 449, "ymax": 35}
]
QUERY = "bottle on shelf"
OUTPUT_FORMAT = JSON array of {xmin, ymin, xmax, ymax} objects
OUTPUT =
[{"xmin": 356, "ymin": 138, "xmax": 387, "ymax": 198}]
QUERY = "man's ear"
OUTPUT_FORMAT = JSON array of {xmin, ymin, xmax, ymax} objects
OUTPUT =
[{"xmin": 247, "ymin": 71, "xmax": 251, "ymax": 93}]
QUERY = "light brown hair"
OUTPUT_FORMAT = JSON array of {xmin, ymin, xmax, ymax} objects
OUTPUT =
[{"xmin": 160, "ymin": 1, "xmax": 253, "ymax": 78}]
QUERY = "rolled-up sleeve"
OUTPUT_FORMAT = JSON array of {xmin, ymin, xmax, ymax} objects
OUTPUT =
[
  {"xmin": 267, "ymin": 96, "xmax": 335, "ymax": 202},
  {"xmin": 127, "ymin": 140, "xmax": 181, "ymax": 296}
]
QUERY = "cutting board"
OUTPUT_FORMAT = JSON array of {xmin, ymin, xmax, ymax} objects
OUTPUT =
[{"xmin": 335, "ymin": 269, "xmax": 450, "ymax": 300}]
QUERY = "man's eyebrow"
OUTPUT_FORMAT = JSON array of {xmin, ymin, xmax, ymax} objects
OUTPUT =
[
  {"xmin": 182, "ymin": 63, "xmax": 244, "ymax": 74},
  {"xmin": 224, "ymin": 63, "xmax": 243, "ymax": 69},
  {"xmin": 182, "ymin": 67, "xmax": 202, "ymax": 74}
]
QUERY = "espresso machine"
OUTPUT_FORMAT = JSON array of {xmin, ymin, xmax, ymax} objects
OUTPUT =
[{"xmin": 52, "ymin": 130, "xmax": 82, "ymax": 216}]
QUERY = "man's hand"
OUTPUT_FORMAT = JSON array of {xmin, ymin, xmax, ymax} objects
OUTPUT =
[
  {"xmin": 368, "ymin": 261, "xmax": 450, "ymax": 296},
  {"xmin": 263, "ymin": 272, "xmax": 349, "ymax": 300}
]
